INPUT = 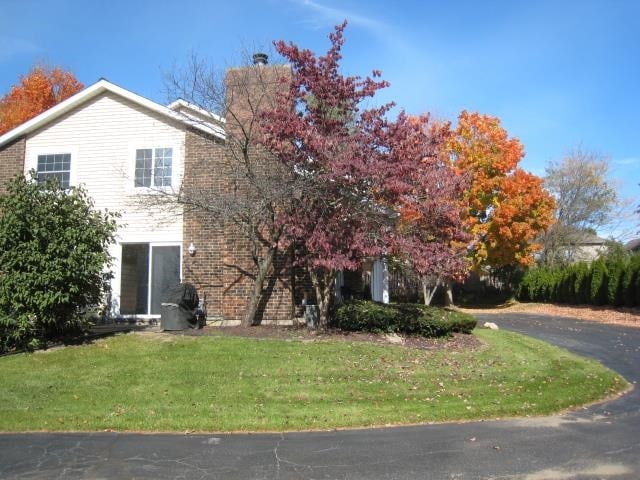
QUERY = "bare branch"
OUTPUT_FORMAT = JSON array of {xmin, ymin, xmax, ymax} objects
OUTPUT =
[{"xmin": 540, "ymin": 147, "xmax": 620, "ymax": 265}]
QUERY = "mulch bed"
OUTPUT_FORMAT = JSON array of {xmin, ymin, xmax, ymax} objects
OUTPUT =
[{"xmin": 175, "ymin": 325, "xmax": 483, "ymax": 352}]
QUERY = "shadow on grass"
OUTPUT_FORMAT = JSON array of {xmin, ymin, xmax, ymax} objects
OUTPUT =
[
  {"xmin": 1, "ymin": 321, "xmax": 157, "ymax": 357},
  {"xmin": 64, "ymin": 321, "xmax": 158, "ymax": 347}
]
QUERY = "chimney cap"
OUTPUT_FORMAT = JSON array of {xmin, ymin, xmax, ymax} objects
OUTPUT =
[{"xmin": 253, "ymin": 52, "xmax": 268, "ymax": 65}]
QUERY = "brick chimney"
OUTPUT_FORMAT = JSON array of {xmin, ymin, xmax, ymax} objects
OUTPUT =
[
  {"xmin": 224, "ymin": 53, "xmax": 290, "ymax": 135},
  {"xmin": 181, "ymin": 54, "xmax": 295, "ymax": 323},
  {"xmin": 219, "ymin": 55, "xmax": 294, "ymax": 323}
]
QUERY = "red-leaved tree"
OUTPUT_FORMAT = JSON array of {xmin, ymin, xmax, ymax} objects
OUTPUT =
[
  {"xmin": 387, "ymin": 116, "xmax": 470, "ymax": 305},
  {"xmin": 262, "ymin": 23, "xmax": 468, "ymax": 325}
]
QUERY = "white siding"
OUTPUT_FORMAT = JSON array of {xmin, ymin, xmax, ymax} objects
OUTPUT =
[{"xmin": 24, "ymin": 92, "xmax": 186, "ymax": 315}]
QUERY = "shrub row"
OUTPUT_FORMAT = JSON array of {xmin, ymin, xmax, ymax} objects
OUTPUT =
[
  {"xmin": 333, "ymin": 300, "xmax": 477, "ymax": 337},
  {"xmin": 517, "ymin": 253, "xmax": 640, "ymax": 307}
]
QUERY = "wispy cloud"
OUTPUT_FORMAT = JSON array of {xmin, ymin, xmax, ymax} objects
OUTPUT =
[
  {"xmin": 614, "ymin": 157, "xmax": 639, "ymax": 166},
  {"xmin": 287, "ymin": 0, "xmax": 422, "ymax": 70},
  {"xmin": 0, "ymin": 36, "xmax": 42, "ymax": 63},
  {"xmin": 291, "ymin": 0, "xmax": 384, "ymax": 32}
]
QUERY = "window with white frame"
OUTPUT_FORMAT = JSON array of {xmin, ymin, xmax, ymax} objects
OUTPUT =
[
  {"xmin": 135, "ymin": 148, "xmax": 173, "ymax": 188},
  {"xmin": 37, "ymin": 153, "xmax": 71, "ymax": 189}
]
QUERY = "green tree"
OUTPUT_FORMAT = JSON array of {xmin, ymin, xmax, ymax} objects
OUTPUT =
[{"xmin": 0, "ymin": 173, "xmax": 118, "ymax": 351}]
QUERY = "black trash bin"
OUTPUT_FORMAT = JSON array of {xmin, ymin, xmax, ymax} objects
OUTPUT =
[{"xmin": 160, "ymin": 283, "xmax": 203, "ymax": 331}]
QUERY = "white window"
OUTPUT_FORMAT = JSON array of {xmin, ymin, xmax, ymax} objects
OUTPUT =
[
  {"xmin": 134, "ymin": 148, "xmax": 172, "ymax": 188},
  {"xmin": 37, "ymin": 153, "xmax": 71, "ymax": 189}
]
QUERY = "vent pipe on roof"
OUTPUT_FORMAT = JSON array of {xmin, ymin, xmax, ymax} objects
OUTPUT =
[{"xmin": 253, "ymin": 53, "xmax": 268, "ymax": 65}]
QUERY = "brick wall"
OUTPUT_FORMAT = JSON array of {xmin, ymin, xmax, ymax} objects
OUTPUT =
[
  {"xmin": 221, "ymin": 226, "xmax": 295, "ymax": 323},
  {"xmin": 0, "ymin": 137, "xmax": 26, "ymax": 195},
  {"xmin": 182, "ymin": 128, "xmax": 226, "ymax": 320},
  {"xmin": 181, "ymin": 127, "xmax": 295, "ymax": 323}
]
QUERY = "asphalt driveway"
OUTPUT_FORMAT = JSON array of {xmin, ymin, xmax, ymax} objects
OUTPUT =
[{"xmin": 1, "ymin": 313, "xmax": 639, "ymax": 479}]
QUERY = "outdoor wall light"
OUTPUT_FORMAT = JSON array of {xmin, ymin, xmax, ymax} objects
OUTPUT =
[{"xmin": 188, "ymin": 242, "xmax": 196, "ymax": 256}]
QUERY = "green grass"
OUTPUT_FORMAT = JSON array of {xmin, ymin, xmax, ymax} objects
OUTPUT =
[{"xmin": 0, "ymin": 330, "xmax": 628, "ymax": 432}]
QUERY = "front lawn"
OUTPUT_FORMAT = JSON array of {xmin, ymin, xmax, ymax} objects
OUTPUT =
[{"xmin": 0, "ymin": 330, "xmax": 627, "ymax": 432}]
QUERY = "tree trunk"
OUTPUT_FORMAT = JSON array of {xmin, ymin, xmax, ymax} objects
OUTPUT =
[
  {"xmin": 241, "ymin": 247, "xmax": 276, "ymax": 327},
  {"xmin": 421, "ymin": 275, "xmax": 439, "ymax": 306},
  {"xmin": 443, "ymin": 279, "xmax": 454, "ymax": 307},
  {"xmin": 309, "ymin": 268, "xmax": 336, "ymax": 329}
]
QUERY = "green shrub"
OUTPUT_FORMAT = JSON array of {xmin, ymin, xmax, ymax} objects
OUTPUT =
[
  {"xmin": 635, "ymin": 267, "xmax": 640, "ymax": 306},
  {"xmin": 605, "ymin": 258, "xmax": 626, "ymax": 306},
  {"xmin": 557, "ymin": 268, "xmax": 573, "ymax": 304},
  {"xmin": 0, "ymin": 173, "xmax": 118, "ymax": 352},
  {"xmin": 573, "ymin": 262, "xmax": 591, "ymax": 304},
  {"xmin": 622, "ymin": 255, "xmax": 640, "ymax": 307},
  {"xmin": 541, "ymin": 268, "xmax": 562, "ymax": 302},
  {"xmin": 517, "ymin": 253, "xmax": 640, "ymax": 307},
  {"xmin": 333, "ymin": 300, "xmax": 476, "ymax": 337},
  {"xmin": 518, "ymin": 268, "xmax": 544, "ymax": 302},
  {"xmin": 518, "ymin": 267, "xmax": 566, "ymax": 303},
  {"xmin": 516, "ymin": 274, "xmax": 531, "ymax": 301},
  {"xmin": 589, "ymin": 259, "xmax": 608, "ymax": 305},
  {"xmin": 529, "ymin": 268, "xmax": 546, "ymax": 301}
]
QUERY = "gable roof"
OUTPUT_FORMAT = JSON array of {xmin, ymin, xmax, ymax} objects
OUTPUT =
[
  {"xmin": 625, "ymin": 238, "xmax": 640, "ymax": 251},
  {"xmin": 572, "ymin": 232, "xmax": 608, "ymax": 246},
  {"xmin": 0, "ymin": 79, "xmax": 225, "ymax": 147}
]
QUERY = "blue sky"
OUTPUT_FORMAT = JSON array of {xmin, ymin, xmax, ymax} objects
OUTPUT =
[{"xmin": 1, "ymin": 0, "xmax": 639, "ymax": 237}]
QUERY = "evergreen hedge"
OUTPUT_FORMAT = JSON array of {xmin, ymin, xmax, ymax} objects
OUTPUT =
[{"xmin": 517, "ymin": 252, "xmax": 640, "ymax": 307}]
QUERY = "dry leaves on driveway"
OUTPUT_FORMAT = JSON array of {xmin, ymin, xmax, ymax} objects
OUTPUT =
[{"xmin": 462, "ymin": 303, "xmax": 640, "ymax": 328}]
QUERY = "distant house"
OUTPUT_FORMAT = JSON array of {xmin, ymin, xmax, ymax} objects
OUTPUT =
[
  {"xmin": 625, "ymin": 238, "xmax": 640, "ymax": 253},
  {"xmin": 537, "ymin": 229, "xmax": 610, "ymax": 266},
  {"xmin": 564, "ymin": 232, "xmax": 609, "ymax": 263},
  {"xmin": 0, "ymin": 58, "xmax": 390, "ymax": 324}
]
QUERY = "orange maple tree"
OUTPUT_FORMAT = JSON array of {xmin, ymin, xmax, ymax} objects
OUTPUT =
[
  {"xmin": 448, "ymin": 110, "xmax": 555, "ymax": 272},
  {"xmin": 0, "ymin": 65, "xmax": 83, "ymax": 135}
]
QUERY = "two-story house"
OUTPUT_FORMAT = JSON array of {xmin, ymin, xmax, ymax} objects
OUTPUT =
[{"xmin": 0, "ymin": 57, "xmax": 390, "ymax": 324}]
